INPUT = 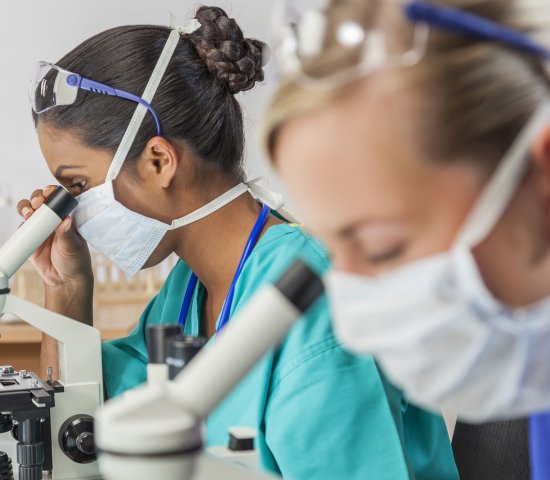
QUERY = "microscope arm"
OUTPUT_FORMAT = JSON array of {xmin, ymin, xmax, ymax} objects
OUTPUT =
[{"xmin": 0, "ymin": 294, "xmax": 102, "ymax": 388}]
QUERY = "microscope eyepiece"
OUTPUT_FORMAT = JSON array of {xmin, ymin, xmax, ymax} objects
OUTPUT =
[
  {"xmin": 44, "ymin": 187, "xmax": 78, "ymax": 220},
  {"xmin": 0, "ymin": 186, "xmax": 77, "ymax": 279}
]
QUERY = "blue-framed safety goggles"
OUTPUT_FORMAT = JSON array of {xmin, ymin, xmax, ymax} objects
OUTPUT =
[
  {"xmin": 30, "ymin": 61, "xmax": 163, "ymax": 136},
  {"xmin": 273, "ymin": 0, "xmax": 550, "ymax": 86}
]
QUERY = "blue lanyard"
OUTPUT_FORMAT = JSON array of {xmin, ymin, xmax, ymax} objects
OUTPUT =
[
  {"xmin": 178, "ymin": 203, "xmax": 271, "ymax": 334},
  {"xmin": 529, "ymin": 413, "xmax": 550, "ymax": 480}
]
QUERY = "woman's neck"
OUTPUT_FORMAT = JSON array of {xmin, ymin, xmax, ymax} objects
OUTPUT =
[{"xmin": 173, "ymin": 191, "xmax": 282, "ymax": 336}]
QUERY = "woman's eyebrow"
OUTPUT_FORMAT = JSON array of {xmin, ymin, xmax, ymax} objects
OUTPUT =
[{"xmin": 54, "ymin": 165, "xmax": 84, "ymax": 177}]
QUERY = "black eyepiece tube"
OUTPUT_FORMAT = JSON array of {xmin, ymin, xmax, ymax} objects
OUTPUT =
[
  {"xmin": 146, "ymin": 325, "xmax": 182, "ymax": 365},
  {"xmin": 44, "ymin": 187, "xmax": 78, "ymax": 220},
  {"xmin": 274, "ymin": 259, "xmax": 324, "ymax": 313}
]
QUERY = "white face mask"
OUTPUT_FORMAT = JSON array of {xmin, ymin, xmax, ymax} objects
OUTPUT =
[
  {"xmin": 73, "ymin": 179, "xmax": 285, "ymax": 277},
  {"xmin": 324, "ymin": 102, "xmax": 550, "ymax": 421},
  {"xmin": 72, "ymin": 27, "xmax": 294, "ymax": 277}
]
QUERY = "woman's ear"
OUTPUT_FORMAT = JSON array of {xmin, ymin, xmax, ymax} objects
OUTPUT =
[
  {"xmin": 531, "ymin": 125, "xmax": 550, "ymax": 225},
  {"xmin": 139, "ymin": 137, "xmax": 180, "ymax": 189},
  {"xmin": 532, "ymin": 125, "xmax": 550, "ymax": 184}
]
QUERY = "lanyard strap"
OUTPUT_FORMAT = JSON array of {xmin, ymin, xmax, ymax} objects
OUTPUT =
[
  {"xmin": 178, "ymin": 274, "xmax": 198, "ymax": 327},
  {"xmin": 178, "ymin": 204, "xmax": 272, "ymax": 333},
  {"xmin": 530, "ymin": 414, "xmax": 550, "ymax": 480}
]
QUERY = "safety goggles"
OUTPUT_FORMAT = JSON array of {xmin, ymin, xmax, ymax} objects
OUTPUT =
[
  {"xmin": 272, "ymin": 0, "xmax": 550, "ymax": 87},
  {"xmin": 30, "ymin": 61, "xmax": 162, "ymax": 136}
]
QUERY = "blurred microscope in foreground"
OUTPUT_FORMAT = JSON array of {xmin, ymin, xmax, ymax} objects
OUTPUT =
[{"xmin": 96, "ymin": 258, "xmax": 323, "ymax": 480}]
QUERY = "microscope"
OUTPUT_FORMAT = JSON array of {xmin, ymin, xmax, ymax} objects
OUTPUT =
[
  {"xmin": 0, "ymin": 187, "xmax": 103, "ymax": 480},
  {"xmin": 0, "ymin": 186, "xmax": 325, "ymax": 480},
  {"xmin": 95, "ymin": 259, "xmax": 324, "ymax": 480}
]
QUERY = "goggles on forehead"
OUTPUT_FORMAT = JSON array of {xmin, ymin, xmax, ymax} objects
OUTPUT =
[
  {"xmin": 272, "ymin": 0, "xmax": 550, "ymax": 87},
  {"xmin": 30, "ymin": 61, "xmax": 163, "ymax": 136}
]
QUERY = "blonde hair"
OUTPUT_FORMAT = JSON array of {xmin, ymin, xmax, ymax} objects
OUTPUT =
[{"xmin": 263, "ymin": 0, "xmax": 550, "ymax": 167}]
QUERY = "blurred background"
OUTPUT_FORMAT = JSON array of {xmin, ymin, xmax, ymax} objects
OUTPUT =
[{"xmin": 0, "ymin": 0, "xmax": 283, "ymax": 244}]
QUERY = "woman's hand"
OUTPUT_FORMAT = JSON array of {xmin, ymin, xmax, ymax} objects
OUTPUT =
[{"xmin": 16, "ymin": 185, "xmax": 93, "ymax": 288}]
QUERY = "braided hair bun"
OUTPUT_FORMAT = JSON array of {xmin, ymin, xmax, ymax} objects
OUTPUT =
[{"xmin": 190, "ymin": 6, "xmax": 269, "ymax": 94}]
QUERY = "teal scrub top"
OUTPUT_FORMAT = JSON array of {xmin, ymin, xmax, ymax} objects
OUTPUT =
[{"xmin": 101, "ymin": 223, "xmax": 458, "ymax": 480}]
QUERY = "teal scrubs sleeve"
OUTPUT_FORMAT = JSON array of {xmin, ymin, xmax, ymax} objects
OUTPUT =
[{"xmin": 101, "ymin": 267, "xmax": 182, "ymax": 398}]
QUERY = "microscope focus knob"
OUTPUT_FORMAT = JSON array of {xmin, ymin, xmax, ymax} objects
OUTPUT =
[
  {"xmin": 0, "ymin": 451, "xmax": 13, "ymax": 480},
  {"xmin": 76, "ymin": 432, "xmax": 95, "ymax": 456},
  {"xmin": 59, "ymin": 415, "xmax": 96, "ymax": 464}
]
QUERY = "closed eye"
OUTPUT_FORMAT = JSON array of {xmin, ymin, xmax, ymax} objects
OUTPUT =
[{"xmin": 365, "ymin": 244, "xmax": 405, "ymax": 264}]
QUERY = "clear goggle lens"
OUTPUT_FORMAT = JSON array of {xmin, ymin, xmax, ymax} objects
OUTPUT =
[
  {"xmin": 30, "ymin": 61, "xmax": 78, "ymax": 114},
  {"xmin": 271, "ymin": 0, "xmax": 428, "ymax": 86}
]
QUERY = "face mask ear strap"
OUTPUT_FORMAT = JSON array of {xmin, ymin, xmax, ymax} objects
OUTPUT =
[
  {"xmin": 246, "ymin": 178, "xmax": 300, "ymax": 224},
  {"xmin": 168, "ymin": 177, "xmax": 299, "ymax": 230},
  {"xmin": 105, "ymin": 28, "xmax": 182, "ymax": 182},
  {"xmin": 170, "ymin": 183, "xmax": 249, "ymax": 229},
  {"xmin": 456, "ymin": 101, "xmax": 550, "ymax": 248}
]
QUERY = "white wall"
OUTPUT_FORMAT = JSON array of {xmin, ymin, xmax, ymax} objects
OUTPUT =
[{"xmin": 0, "ymin": 0, "xmax": 285, "ymax": 243}]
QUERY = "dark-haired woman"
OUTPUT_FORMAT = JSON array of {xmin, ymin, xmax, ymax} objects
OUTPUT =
[{"xmin": 18, "ymin": 7, "xmax": 458, "ymax": 479}]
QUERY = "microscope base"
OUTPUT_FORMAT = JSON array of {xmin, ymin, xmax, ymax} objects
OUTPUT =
[{"xmin": 0, "ymin": 368, "xmax": 101, "ymax": 480}]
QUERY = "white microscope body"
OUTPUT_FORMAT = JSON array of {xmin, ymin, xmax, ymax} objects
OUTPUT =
[{"xmin": 0, "ymin": 188, "xmax": 103, "ymax": 479}]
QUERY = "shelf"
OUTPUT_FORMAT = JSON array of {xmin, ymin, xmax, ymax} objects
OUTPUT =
[{"xmin": 0, "ymin": 322, "xmax": 134, "ymax": 344}]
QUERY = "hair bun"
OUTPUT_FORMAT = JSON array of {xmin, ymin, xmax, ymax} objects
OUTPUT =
[{"xmin": 190, "ymin": 6, "xmax": 269, "ymax": 94}]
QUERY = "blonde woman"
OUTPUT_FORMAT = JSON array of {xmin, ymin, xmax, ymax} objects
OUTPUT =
[{"xmin": 265, "ymin": 0, "xmax": 550, "ymax": 478}]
